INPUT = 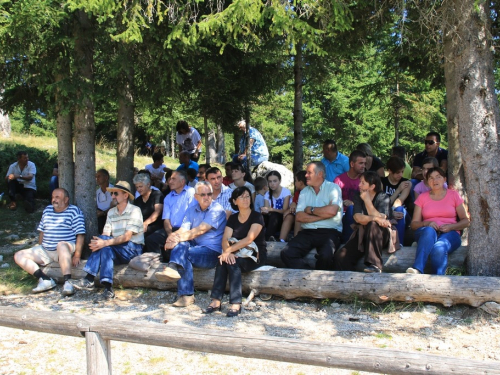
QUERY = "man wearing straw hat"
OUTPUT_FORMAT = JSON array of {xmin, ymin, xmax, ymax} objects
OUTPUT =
[{"xmin": 71, "ymin": 181, "xmax": 144, "ymax": 300}]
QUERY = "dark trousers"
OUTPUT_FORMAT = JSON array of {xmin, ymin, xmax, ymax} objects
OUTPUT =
[
  {"xmin": 333, "ymin": 221, "xmax": 390, "ymax": 271},
  {"xmin": 280, "ymin": 228, "xmax": 341, "ymax": 270},
  {"xmin": 211, "ymin": 255, "xmax": 265, "ymax": 304},
  {"xmin": 97, "ymin": 215, "xmax": 107, "ymax": 235},
  {"xmin": 7, "ymin": 180, "xmax": 35, "ymax": 206},
  {"xmin": 264, "ymin": 212, "xmax": 283, "ymax": 240},
  {"xmin": 144, "ymin": 227, "xmax": 180, "ymax": 262}
]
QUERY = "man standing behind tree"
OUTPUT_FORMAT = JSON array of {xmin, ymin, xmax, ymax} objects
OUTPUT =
[
  {"xmin": 321, "ymin": 139, "xmax": 350, "ymax": 182},
  {"xmin": 96, "ymin": 169, "xmax": 114, "ymax": 234},
  {"xmin": 5, "ymin": 151, "xmax": 37, "ymax": 212},
  {"xmin": 71, "ymin": 181, "xmax": 144, "ymax": 300},
  {"xmin": 412, "ymin": 132, "xmax": 448, "ymax": 181},
  {"xmin": 14, "ymin": 188, "xmax": 85, "ymax": 296},
  {"xmin": 280, "ymin": 162, "xmax": 343, "ymax": 270}
]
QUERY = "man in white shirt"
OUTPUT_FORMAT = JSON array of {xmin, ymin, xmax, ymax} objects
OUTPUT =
[
  {"xmin": 280, "ymin": 161, "xmax": 343, "ymax": 270},
  {"xmin": 5, "ymin": 151, "xmax": 37, "ymax": 213}
]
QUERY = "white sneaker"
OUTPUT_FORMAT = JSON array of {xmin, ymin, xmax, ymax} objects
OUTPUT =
[
  {"xmin": 62, "ymin": 281, "xmax": 75, "ymax": 296},
  {"xmin": 406, "ymin": 267, "xmax": 421, "ymax": 274},
  {"xmin": 32, "ymin": 278, "xmax": 56, "ymax": 293}
]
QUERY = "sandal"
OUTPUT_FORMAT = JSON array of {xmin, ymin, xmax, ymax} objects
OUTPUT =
[{"xmin": 8, "ymin": 202, "xmax": 17, "ymax": 211}]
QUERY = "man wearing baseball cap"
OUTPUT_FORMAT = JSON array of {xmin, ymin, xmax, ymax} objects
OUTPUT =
[{"xmin": 71, "ymin": 181, "xmax": 144, "ymax": 300}]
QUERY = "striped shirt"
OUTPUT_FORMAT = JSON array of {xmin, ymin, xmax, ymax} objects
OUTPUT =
[
  {"xmin": 38, "ymin": 205, "xmax": 86, "ymax": 251},
  {"xmin": 103, "ymin": 202, "xmax": 144, "ymax": 245},
  {"xmin": 214, "ymin": 185, "xmax": 236, "ymax": 213}
]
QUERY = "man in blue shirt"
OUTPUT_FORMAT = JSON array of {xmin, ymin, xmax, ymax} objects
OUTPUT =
[
  {"xmin": 234, "ymin": 120, "xmax": 269, "ymax": 168},
  {"xmin": 144, "ymin": 170, "xmax": 196, "ymax": 260},
  {"xmin": 14, "ymin": 188, "xmax": 86, "ymax": 296},
  {"xmin": 177, "ymin": 151, "xmax": 199, "ymax": 172},
  {"xmin": 321, "ymin": 139, "xmax": 349, "ymax": 182},
  {"xmin": 155, "ymin": 181, "xmax": 227, "ymax": 307}
]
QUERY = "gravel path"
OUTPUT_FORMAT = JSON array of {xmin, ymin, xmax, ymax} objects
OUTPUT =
[{"xmin": 1, "ymin": 285, "xmax": 500, "ymax": 375}]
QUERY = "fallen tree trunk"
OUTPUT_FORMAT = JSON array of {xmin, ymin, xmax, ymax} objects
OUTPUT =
[
  {"xmin": 43, "ymin": 261, "xmax": 499, "ymax": 307},
  {"xmin": 265, "ymin": 243, "xmax": 467, "ymax": 273},
  {"xmin": 2, "ymin": 306, "xmax": 498, "ymax": 375}
]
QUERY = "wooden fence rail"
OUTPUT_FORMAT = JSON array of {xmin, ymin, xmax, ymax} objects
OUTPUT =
[{"xmin": 0, "ymin": 306, "xmax": 499, "ymax": 375}]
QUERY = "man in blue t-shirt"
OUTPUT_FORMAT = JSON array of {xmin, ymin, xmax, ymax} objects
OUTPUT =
[
  {"xmin": 14, "ymin": 188, "xmax": 86, "ymax": 296},
  {"xmin": 234, "ymin": 120, "xmax": 269, "ymax": 168},
  {"xmin": 155, "ymin": 181, "xmax": 227, "ymax": 308},
  {"xmin": 321, "ymin": 139, "xmax": 350, "ymax": 182}
]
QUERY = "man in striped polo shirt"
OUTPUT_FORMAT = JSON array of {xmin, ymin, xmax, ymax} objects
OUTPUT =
[
  {"xmin": 14, "ymin": 188, "xmax": 86, "ymax": 295},
  {"xmin": 71, "ymin": 181, "xmax": 144, "ymax": 300}
]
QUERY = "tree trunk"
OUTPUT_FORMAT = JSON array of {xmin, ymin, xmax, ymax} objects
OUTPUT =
[
  {"xmin": 171, "ymin": 128, "xmax": 176, "ymax": 159},
  {"xmin": 74, "ymin": 10, "xmax": 97, "ymax": 258},
  {"xmin": 244, "ymin": 106, "xmax": 251, "ymax": 169},
  {"xmin": 443, "ymin": 0, "xmax": 500, "ymax": 276},
  {"xmin": 55, "ymin": 73, "xmax": 75, "ymax": 202},
  {"xmin": 116, "ymin": 63, "xmax": 135, "ymax": 185},
  {"xmin": 0, "ymin": 99, "xmax": 11, "ymax": 137},
  {"xmin": 293, "ymin": 44, "xmax": 304, "ymax": 174},
  {"xmin": 216, "ymin": 123, "xmax": 225, "ymax": 164},
  {"xmin": 204, "ymin": 115, "xmax": 210, "ymax": 164}
]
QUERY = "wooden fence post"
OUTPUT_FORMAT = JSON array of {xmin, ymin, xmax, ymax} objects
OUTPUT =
[{"xmin": 85, "ymin": 331, "xmax": 112, "ymax": 375}]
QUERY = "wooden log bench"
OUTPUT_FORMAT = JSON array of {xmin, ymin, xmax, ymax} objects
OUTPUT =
[
  {"xmin": 265, "ymin": 242, "xmax": 468, "ymax": 273},
  {"xmin": 41, "ymin": 245, "xmax": 499, "ymax": 307}
]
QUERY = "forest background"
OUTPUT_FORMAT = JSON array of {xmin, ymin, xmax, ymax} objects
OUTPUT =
[{"xmin": 0, "ymin": 0, "xmax": 499, "ymax": 276}]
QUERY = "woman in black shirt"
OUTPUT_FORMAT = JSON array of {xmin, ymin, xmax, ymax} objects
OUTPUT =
[
  {"xmin": 334, "ymin": 171, "xmax": 398, "ymax": 273},
  {"xmin": 204, "ymin": 186, "xmax": 267, "ymax": 317},
  {"xmin": 133, "ymin": 173, "xmax": 164, "ymax": 238}
]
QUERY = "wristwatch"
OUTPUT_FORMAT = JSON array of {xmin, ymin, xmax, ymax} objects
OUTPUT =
[{"xmin": 310, "ymin": 207, "xmax": 315, "ymax": 215}]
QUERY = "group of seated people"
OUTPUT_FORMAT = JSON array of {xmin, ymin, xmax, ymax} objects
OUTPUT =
[{"xmin": 12, "ymin": 130, "xmax": 469, "ymax": 317}]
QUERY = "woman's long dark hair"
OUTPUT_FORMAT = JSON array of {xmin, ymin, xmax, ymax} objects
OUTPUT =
[
  {"xmin": 362, "ymin": 171, "xmax": 382, "ymax": 193},
  {"xmin": 231, "ymin": 162, "xmax": 254, "ymax": 184},
  {"xmin": 266, "ymin": 170, "xmax": 282, "ymax": 208}
]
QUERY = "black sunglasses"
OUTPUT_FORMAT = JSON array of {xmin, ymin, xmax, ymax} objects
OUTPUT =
[
  {"xmin": 196, "ymin": 192, "xmax": 213, "ymax": 197},
  {"xmin": 111, "ymin": 191, "xmax": 120, "ymax": 196},
  {"xmin": 424, "ymin": 140, "xmax": 437, "ymax": 145}
]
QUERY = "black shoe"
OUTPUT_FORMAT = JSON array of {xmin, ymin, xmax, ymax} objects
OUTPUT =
[
  {"xmin": 364, "ymin": 265, "xmax": 382, "ymax": 273},
  {"xmin": 24, "ymin": 201, "xmax": 34, "ymax": 213},
  {"xmin": 226, "ymin": 305, "xmax": 242, "ymax": 317},
  {"xmin": 98, "ymin": 289, "xmax": 115, "ymax": 300},
  {"xmin": 202, "ymin": 304, "xmax": 222, "ymax": 314},
  {"xmin": 70, "ymin": 278, "xmax": 95, "ymax": 290}
]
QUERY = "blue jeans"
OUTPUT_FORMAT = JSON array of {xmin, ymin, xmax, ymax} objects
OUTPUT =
[
  {"xmin": 341, "ymin": 205, "xmax": 355, "ymax": 243},
  {"xmin": 232, "ymin": 154, "xmax": 268, "ymax": 168},
  {"xmin": 49, "ymin": 176, "xmax": 59, "ymax": 196},
  {"xmin": 394, "ymin": 206, "xmax": 410, "ymax": 246},
  {"xmin": 169, "ymin": 241, "xmax": 220, "ymax": 296},
  {"xmin": 83, "ymin": 235, "xmax": 142, "ymax": 284},
  {"xmin": 412, "ymin": 227, "xmax": 461, "ymax": 274}
]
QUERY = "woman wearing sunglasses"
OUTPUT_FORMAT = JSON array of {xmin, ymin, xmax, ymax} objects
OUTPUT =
[{"xmin": 204, "ymin": 186, "xmax": 267, "ymax": 317}]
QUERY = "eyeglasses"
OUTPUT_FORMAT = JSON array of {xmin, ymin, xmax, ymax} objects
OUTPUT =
[
  {"xmin": 237, "ymin": 195, "xmax": 251, "ymax": 200},
  {"xmin": 196, "ymin": 192, "xmax": 213, "ymax": 197},
  {"xmin": 111, "ymin": 192, "xmax": 120, "ymax": 196},
  {"xmin": 424, "ymin": 140, "xmax": 437, "ymax": 145}
]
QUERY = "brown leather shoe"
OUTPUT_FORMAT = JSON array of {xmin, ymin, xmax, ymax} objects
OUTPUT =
[
  {"xmin": 155, "ymin": 266, "xmax": 181, "ymax": 282},
  {"xmin": 172, "ymin": 295, "xmax": 195, "ymax": 308}
]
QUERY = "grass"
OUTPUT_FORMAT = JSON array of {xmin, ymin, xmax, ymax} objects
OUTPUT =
[{"xmin": 375, "ymin": 332, "xmax": 393, "ymax": 339}]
